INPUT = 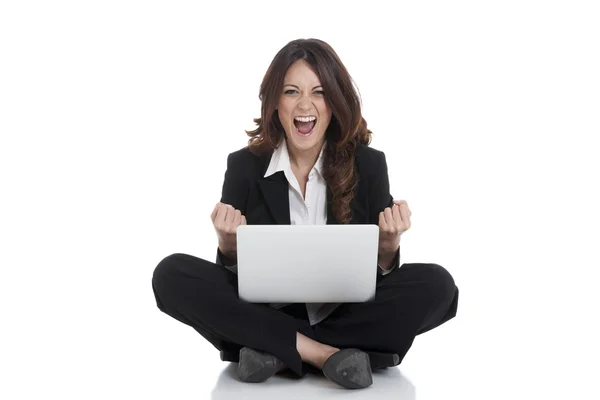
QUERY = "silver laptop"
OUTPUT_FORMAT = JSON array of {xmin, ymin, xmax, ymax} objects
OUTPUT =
[{"xmin": 236, "ymin": 224, "xmax": 379, "ymax": 303}]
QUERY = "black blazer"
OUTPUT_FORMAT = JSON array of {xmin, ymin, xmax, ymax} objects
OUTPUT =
[{"xmin": 215, "ymin": 143, "xmax": 400, "ymax": 269}]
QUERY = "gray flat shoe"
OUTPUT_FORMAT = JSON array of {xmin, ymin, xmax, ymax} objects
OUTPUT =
[
  {"xmin": 322, "ymin": 348, "xmax": 373, "ymax": 389},
  {"xmin": 237, "ymin": 347, "xmax": 285, "ymax": 383}
]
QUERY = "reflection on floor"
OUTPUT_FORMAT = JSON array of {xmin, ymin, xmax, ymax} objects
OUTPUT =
[{"xmin": 210, "ymin": 362, "xmax": 416, "ymax": 400}]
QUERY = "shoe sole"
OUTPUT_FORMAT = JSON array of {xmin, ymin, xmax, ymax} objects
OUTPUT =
[
  {"xmin": 322, "ymin": 348, "xmax": 373, "ymax": 390},
  {"xmin": 237, "ymin": 347, "xmax": 279, "ymax": 383}
]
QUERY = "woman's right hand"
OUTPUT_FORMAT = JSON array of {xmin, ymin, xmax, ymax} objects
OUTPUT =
[{"xmin": 211, "ymin": 202, "xmax": 246, "ymax": 257}]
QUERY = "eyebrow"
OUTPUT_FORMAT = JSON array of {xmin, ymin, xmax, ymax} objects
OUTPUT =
[{"xmin": 284, "ymin": 84, "xmax": 323, "ymax": 90}]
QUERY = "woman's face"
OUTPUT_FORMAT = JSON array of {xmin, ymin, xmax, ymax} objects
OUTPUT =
[{"xmin": 277, "ymin": 59, "xmax": 332, "ymax": 157}]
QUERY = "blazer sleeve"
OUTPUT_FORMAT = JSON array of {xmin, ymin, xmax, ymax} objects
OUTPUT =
[
  {"xmin": 215, "ymin": 151, "xmax": 250, "ymax": 272},
  {"xmin": 220, "ymin": 151, "xmax": 250, "ymax": 213},
  {"xmin": 369, "ymin": 150, "xmax": 401, "ymax": 275},
  {"xmin": 369, "ymin": 150, "xmax": 394, "ymax": 223}
]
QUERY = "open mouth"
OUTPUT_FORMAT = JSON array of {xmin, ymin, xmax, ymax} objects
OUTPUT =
[{"xmin": 293, "ymin": 116, "xmax": 317, "ymax": 136}]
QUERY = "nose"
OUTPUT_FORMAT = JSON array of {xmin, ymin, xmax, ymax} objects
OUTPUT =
[{"xmin": 297, "ymin": 94, "xmax": 313, "ymax": 112}]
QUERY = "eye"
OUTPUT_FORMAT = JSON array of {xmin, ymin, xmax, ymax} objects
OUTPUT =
[
  {"xmin": 284, "ymin": 89, "xmax": 298, "ymax": 95},
  {"xmin": 314, "ymin": 90, "xmax": 324, "ymax": 95}
]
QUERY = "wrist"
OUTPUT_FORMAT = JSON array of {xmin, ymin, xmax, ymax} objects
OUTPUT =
[
  {"xmin": 218, "ymin": 243, "xmax": 237, "ymax": 259},
  {"xmin": 378, "ymin": 243, "xmax": 400, "ymax": 270},
  {"xmin": 379, "ymin": 237, "xmax": 400, "ymax": 254}
]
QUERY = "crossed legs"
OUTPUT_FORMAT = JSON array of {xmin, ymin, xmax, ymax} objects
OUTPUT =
[{"xmin": 152, "ymin": 253, "xmax": 458, "ymax": 382}]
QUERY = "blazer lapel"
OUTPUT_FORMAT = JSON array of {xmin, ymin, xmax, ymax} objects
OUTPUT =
[
  {"xmin": 258, "ymin": 171, "xmax": 291, "ymax": 225},
  {"xmin": 326, "ymin": 186, "xmax": 338, "ymax": 225}
]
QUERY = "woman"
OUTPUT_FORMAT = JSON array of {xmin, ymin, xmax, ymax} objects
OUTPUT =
[{"xmin": 152, "ymin": 38, "xmax": 459, "ymax": 390}]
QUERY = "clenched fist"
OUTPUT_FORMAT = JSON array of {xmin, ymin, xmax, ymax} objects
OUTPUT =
[
  {"xmin": 379, "ymin": 199, "xmax": 412, "ymax": 249},
  {"xmin": 210, "ymin": 202, "xmax": 247, "ymax": 256}
]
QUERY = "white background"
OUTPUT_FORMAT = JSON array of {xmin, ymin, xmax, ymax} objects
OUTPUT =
[{"xmin": 1, "ymin": 1, "xmax": 599, "ymax": 399}]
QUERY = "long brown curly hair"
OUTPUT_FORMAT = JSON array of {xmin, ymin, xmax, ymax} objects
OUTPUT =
[{"xmin": 245, "ymin": 38, "xmax": 373, "ymax": 224}]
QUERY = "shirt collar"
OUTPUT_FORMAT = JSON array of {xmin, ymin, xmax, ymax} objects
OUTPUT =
[{"xmin": 264, "ymin": 139, "xmax": 326, "ymax": 179}]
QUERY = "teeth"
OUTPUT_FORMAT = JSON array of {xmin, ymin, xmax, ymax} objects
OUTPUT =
[{"xmin": 294, "ymin": 116, "xmax": 316, "ymax": 122}]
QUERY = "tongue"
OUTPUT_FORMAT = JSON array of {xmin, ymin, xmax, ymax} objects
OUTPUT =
[{"xmin": 297, "ymin": 120, "xmax": 315, "ymax": 134}]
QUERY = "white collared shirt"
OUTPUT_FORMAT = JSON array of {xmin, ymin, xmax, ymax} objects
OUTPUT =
[{"xmin": 264, "ymin": 138, "xmax": 328, "ymax": 226}]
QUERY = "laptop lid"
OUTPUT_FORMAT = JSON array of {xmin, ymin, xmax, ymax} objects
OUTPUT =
[{"xmin": 236, "ymin": 224, "xmax": 379, "ymax": 303}]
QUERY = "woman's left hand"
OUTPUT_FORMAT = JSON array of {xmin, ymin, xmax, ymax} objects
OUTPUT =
[{"xmin": 378, "ymin": 199, "xmax": 412, "ymax": 251}]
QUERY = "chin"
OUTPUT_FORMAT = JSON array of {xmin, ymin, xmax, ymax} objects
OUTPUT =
[{"xmin": 287, "ymin": 130, "xmax": 324, "ymax": 151}]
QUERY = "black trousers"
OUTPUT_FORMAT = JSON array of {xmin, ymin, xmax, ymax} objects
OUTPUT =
[{"xmin": 152, "ymin": 253, "xmax": 459, "ymax": 377}]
